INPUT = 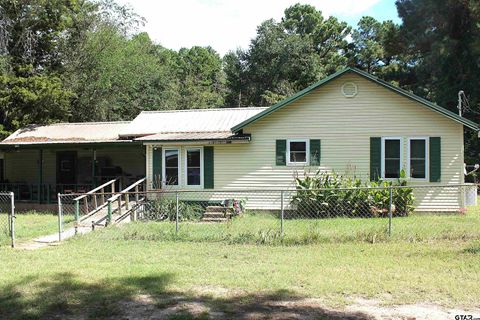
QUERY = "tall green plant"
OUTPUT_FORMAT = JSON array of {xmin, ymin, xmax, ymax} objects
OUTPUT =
[{"xmin": 292, "ymin": 170, "xmax": 415, "ymax": 218}]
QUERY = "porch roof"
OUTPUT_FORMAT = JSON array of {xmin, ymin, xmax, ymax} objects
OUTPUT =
[{"xmin": 0, "ymin": 121, "xmax": 131, "ymax": 146}]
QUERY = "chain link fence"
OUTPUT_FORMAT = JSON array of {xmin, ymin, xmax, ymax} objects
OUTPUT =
[
  {"xmin": 0, "ymin": 192, "xmax": 15, "ymax": 247},
  {"xmin": 53, "ymin": 184, "xmax": 480, "ymax": 245}
]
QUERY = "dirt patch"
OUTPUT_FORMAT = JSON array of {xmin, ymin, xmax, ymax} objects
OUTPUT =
[
  {"xmin": 117, "ymin": 295, "xmax": 364, "ymax": 320},
  {"xmin": 113, "ymin": 292, "xmax": 480, "ymax": 319},
  {"xmin": 346, "ymin": 298, "xmax": 480, "ymax": 320}
]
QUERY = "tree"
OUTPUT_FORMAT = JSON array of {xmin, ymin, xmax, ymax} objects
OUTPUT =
[
  {"xmin": 0, "ymin": 70, "xmax": 72, "ymax": 131},
  {"xmin": 228, "ymin": 4, "xmax": 350, "ymax": 107},
  {"xmin": 223, "ymin": 49, "xmax": 247, "ymax": 107},
  {"xmin": 396, "ymin": 0, "xmax": 480, "ymax": 161},
  {"xmin": 0, "ymin": 0, "xmax": 89, "ymax": 134},
  {"xmin": 175, "ymin": 46, "xmax": 225, "ymax": 109}
]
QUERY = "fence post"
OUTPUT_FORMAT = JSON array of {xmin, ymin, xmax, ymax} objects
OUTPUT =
[
  {"xmin": 10, "ymin": 192, "xmax": 15, "ymax": 248},
  {"xmin": 280, "ymin": 190, "xmax": 284, "ymax": 237},
  {"xmin": 107, "ymin": 200, "xmax": 112, "ymax": 226},
  {"xmin": 57, "ymin": 193, "xmax": 63, "ymax": 242},
  {"xmin": 175, "ymin": 191, "xmax": 179, "ymax": 234},
  {"xmin": 388, "ymin": 186, "xmax": 393, "ymax": 237},
  {"xmin": 74, "ymin": 199, "xmax": 80, "ymax": 234}
]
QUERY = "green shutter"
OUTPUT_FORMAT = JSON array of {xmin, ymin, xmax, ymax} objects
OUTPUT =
[
  {"xmin": 276, "ymin": 140, "xmax": 286, "ymax": 166},
  {"xmin": 370, "ymin": 137, "xmax": 381, "ymax": 181},
  {"xmin": 152, "ymin": 147, "xmax": 162, "ymax": 189},
  {"xmin": 310, "ymin": 139, "xmax": 321, "ymax": 166},
  {"xmin": 429, "ymin": 137, "xmax": 441, "ymax": 182},
  {"xmin": 204, "ymin": 146, "xmax": 214, "ymax": 189}
]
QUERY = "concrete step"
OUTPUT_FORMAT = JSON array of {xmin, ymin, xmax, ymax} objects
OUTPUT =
[
  {"xmin": 205, "ymin": 206, "xmax": 225, "ymax": 212},
  {"xmin": 202, "ymin": 217, "xmax": 228, "ymax": 222},
  {"xmin": 203, "ymin": 212, "xmax": 226, "ymax": 218}
]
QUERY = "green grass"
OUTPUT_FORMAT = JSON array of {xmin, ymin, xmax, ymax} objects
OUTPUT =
[
  {"xmin": 0, "ymin": 212, "xmax": 74, "ymax": 246},
  {"xmin": 0, "ymin": 209, "xmax": 479, "ymax": 318},
  {"xmin": 86, "ymin": 209, "xmax": 480, "ymax": 245},
  {"xmin": 0, "ymin": 239, "xmax": 479, "ymax": 319}
]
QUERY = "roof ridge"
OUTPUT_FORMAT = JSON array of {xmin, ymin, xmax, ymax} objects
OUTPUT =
[
  {"xmin": 140, "ymin": 130, "xmax": 232, "ymax": 135},
  {"xmin": 139, "ymin": 107, "xmax": 267, "ymax": 114},
  {"xmin": 47, "ymin": 121, "xmax": 131, "ymax": 126}
]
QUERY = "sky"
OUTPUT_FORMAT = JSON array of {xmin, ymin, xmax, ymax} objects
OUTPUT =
[{"xmin": 115, "ymin": 0, "xmax": 401, "ymax": 55}]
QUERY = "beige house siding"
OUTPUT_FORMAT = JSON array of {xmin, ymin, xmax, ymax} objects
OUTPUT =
[{"xmin": 145, "ymin": 73, "xmax": 466, "ymax": 211}]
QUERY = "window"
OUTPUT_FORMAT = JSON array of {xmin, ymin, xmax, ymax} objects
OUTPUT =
[
  {"xmin": 287, "ymin": 139, "xmax": 309, "ymax": 165},
  {"xmin": 163, "ymin": 149, "xmax": 179, "ymax": 185},
  {"xmin": 382, "ymin": 138, "xmax": 402, "ymax": 179},
  {"xmin": 185, "ymin": 148, "xmax": 203, "ymax": 187},
  {"xmin": 408, "ymin": 138, "xmax": 427, "ymax": 179}
]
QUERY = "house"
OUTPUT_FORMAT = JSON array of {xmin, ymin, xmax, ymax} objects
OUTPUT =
[{"xmin": 1, "ymin": 68, "xmax": 478, "ymax": 211}]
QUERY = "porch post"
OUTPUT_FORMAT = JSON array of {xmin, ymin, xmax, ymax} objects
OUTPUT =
[
  {"xmin": 92, "ymin": 149, "xmax": 96, "ymax": 188},
  {"xmin": 38, "ymin": 149, "xmax": 43, "ymax": 204}
]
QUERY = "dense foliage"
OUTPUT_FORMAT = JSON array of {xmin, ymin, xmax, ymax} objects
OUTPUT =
[
  {"xmin": 142, "ymin": 197, "xmax": 203, "ymax": 222},
  {"xmin": 292, "ymin": 171, "xmax": 415, "ymax": 218},
  {"xmin": 0, "ymin": 0, "xmax": 479, "ymax": 159}
]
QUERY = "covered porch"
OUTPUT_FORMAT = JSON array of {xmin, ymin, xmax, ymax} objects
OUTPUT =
[{"xmin": 0, "ymin": 143, "xmax": 145, "ymax": 204}]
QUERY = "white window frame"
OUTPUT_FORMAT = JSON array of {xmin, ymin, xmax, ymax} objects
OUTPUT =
[
  {"xmin": 286, "ymin": 139, "xmax": 310, "ymax": 166},
  {"xmin": 407, "ymin": 137, "xmax": 429, "ymax": 181},
  {"xmin": 381, "ymin": 137, "xmax": 403, "ymax": 180},
  {"xmin": 184, "ymin": 147, "xmax": 204, "ymax": 188},
  {"xmin": 162, "ymin": 147, "xmax": 181, "ymax": 187}
]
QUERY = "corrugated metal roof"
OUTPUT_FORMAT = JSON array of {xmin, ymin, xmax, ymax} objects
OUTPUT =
[
  {"xmin": 123, "ymin": 107, "xmax": 267, "ymax": 137},
  {"xmin": 135, "ymin": 131, "xmax": 241, "ymax": 141},
  {"xmin": 1, "ymin": 121, "xmax": 130, "ymax": 145},
  {"xmin": 0, "ymin": 107, "xmax": 268, "ymax": 145}
]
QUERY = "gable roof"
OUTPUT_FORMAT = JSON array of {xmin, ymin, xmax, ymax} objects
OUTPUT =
[
  {"xmin": 1, "ymin": 121, "xmax": 131, "ymax": 145},
  {"xmin": 231, "ymin": 67, "xmax": 479, "ymax": 132},
  {"xmin": 122, "ymin": 107, "xmax": 267, "ymax": 138}
]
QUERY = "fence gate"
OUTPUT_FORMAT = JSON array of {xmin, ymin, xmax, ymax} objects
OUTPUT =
[{"xmin": 0, "ymin": 192, "xmax": 15, "ymax": 248}]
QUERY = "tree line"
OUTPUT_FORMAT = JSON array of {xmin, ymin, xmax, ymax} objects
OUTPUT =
[{"xmin": 1, "ymin": 0, "xmax": 479, "ymax": 160}]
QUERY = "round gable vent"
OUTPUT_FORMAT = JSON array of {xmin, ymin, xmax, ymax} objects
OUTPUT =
[{"xmin": 341, "ymin": 82, "xmax": 358, "ymax": 98}]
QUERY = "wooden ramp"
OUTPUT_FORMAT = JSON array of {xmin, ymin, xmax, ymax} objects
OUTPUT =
[{"xmin": 16, "ymin": 178, "xmax": 146, "ymax": 249}]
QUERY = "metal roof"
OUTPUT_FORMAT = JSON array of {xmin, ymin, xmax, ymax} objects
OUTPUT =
[
  {"xmin": 135, "ymin": 131, "xmax": 236, "ymax": 141},
  {"xmin": 231, "ymin": 67, "xmax": 480, "ymax": 132},
  {"xmin": 123, "ymin": 108, "xmax": 267, "ymax": 137},
  {"xmin": 1, "ymin": 121, "xmax": 131, "ymax": 145}
]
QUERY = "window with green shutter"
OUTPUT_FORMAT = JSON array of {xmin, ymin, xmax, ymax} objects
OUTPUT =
[
  {"xmin": 429, "ymin": 137, "xmax": 441, "ymax": 182},
  {"xmin": 370, "ymin": 137, "xmax": 381, "ymax": 181},
  {"xmin": 276, "ymin": 140, "xmax": 286, "ymax": 166},
  {"xmin": 310, "ymin": 139, "xmax": 321, "ymax": 166},
  {"xmin": 408, "ymin": 138, "xmax": 427, "ymax": 179},
  {"xmin": 152, "ymin": 147, "xmax": 162, "ymax": 189},
  {"xmin": 204, "ymin": 146, "xmax": 214, "ymax": 189},
  {"xmin": 383, "ymin": 138, "xmax": 402, "ymax": 179}
]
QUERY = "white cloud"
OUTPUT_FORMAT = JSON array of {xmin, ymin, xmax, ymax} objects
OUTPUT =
[{"xmin": 115, "ymin": 0, "xmax": 382, "ymax": 55}]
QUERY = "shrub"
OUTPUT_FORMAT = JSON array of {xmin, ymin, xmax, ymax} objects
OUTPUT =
[
  {"xmin": 291, "ymin": 170, "xmax": 415, "ymax": 218},
  {"xmin": 141, "ymin": 197, "xmax": 203, "ymax": 222}
]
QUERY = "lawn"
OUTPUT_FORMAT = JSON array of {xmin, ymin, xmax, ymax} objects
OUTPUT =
[
  {"xmin": 85, "ymin": 209, "xmax": 480, "ymax": 245},
  {"xmin": 0, "ymin": 213, "xmax": 60, "ymax": 246},
  {"xmin": 0, "ymin": 209, "xmax": 479, "ymax": 319},
  {"xmin": 0, "ymin": 239, "xmax": 479, "ymax": 319}
]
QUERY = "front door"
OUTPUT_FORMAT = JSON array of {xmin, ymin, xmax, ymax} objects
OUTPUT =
[{"xmin": 57, "ymin": 151, "xmax": 77, "ymax": 185}]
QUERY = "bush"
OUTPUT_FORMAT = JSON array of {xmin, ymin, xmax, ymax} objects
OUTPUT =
[
  {"xmin": 291, "ymin": 170, "xmax": 414, "ymax": 218},
  {"xmin": 141, "ymin": 197, "xmax": 203, "ymax": 222}
]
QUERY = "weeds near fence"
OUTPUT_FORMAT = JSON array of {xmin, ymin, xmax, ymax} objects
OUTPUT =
[{"xmin": 68, "ymin": 210, "xmax": 480, "ymax": 245}]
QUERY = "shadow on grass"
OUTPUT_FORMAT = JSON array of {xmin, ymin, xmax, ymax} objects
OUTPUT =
[{"xmin": 0, "ymin": 272, "xmax": 374, "ymax": 320}]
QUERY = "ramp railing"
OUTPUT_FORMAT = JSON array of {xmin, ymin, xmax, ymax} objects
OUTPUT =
[
  {"xmin": 106, "ymin": 178, "xmax": 146, "ymax": 225},
  {"xmin": 72, "ymin": 179, "xmax": 119, "ymax": 225}
]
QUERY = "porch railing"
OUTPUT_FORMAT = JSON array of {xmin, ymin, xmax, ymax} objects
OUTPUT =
[{"xmin": 0, "ymin": 183, "xmax": 94, "ymax": 204}]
